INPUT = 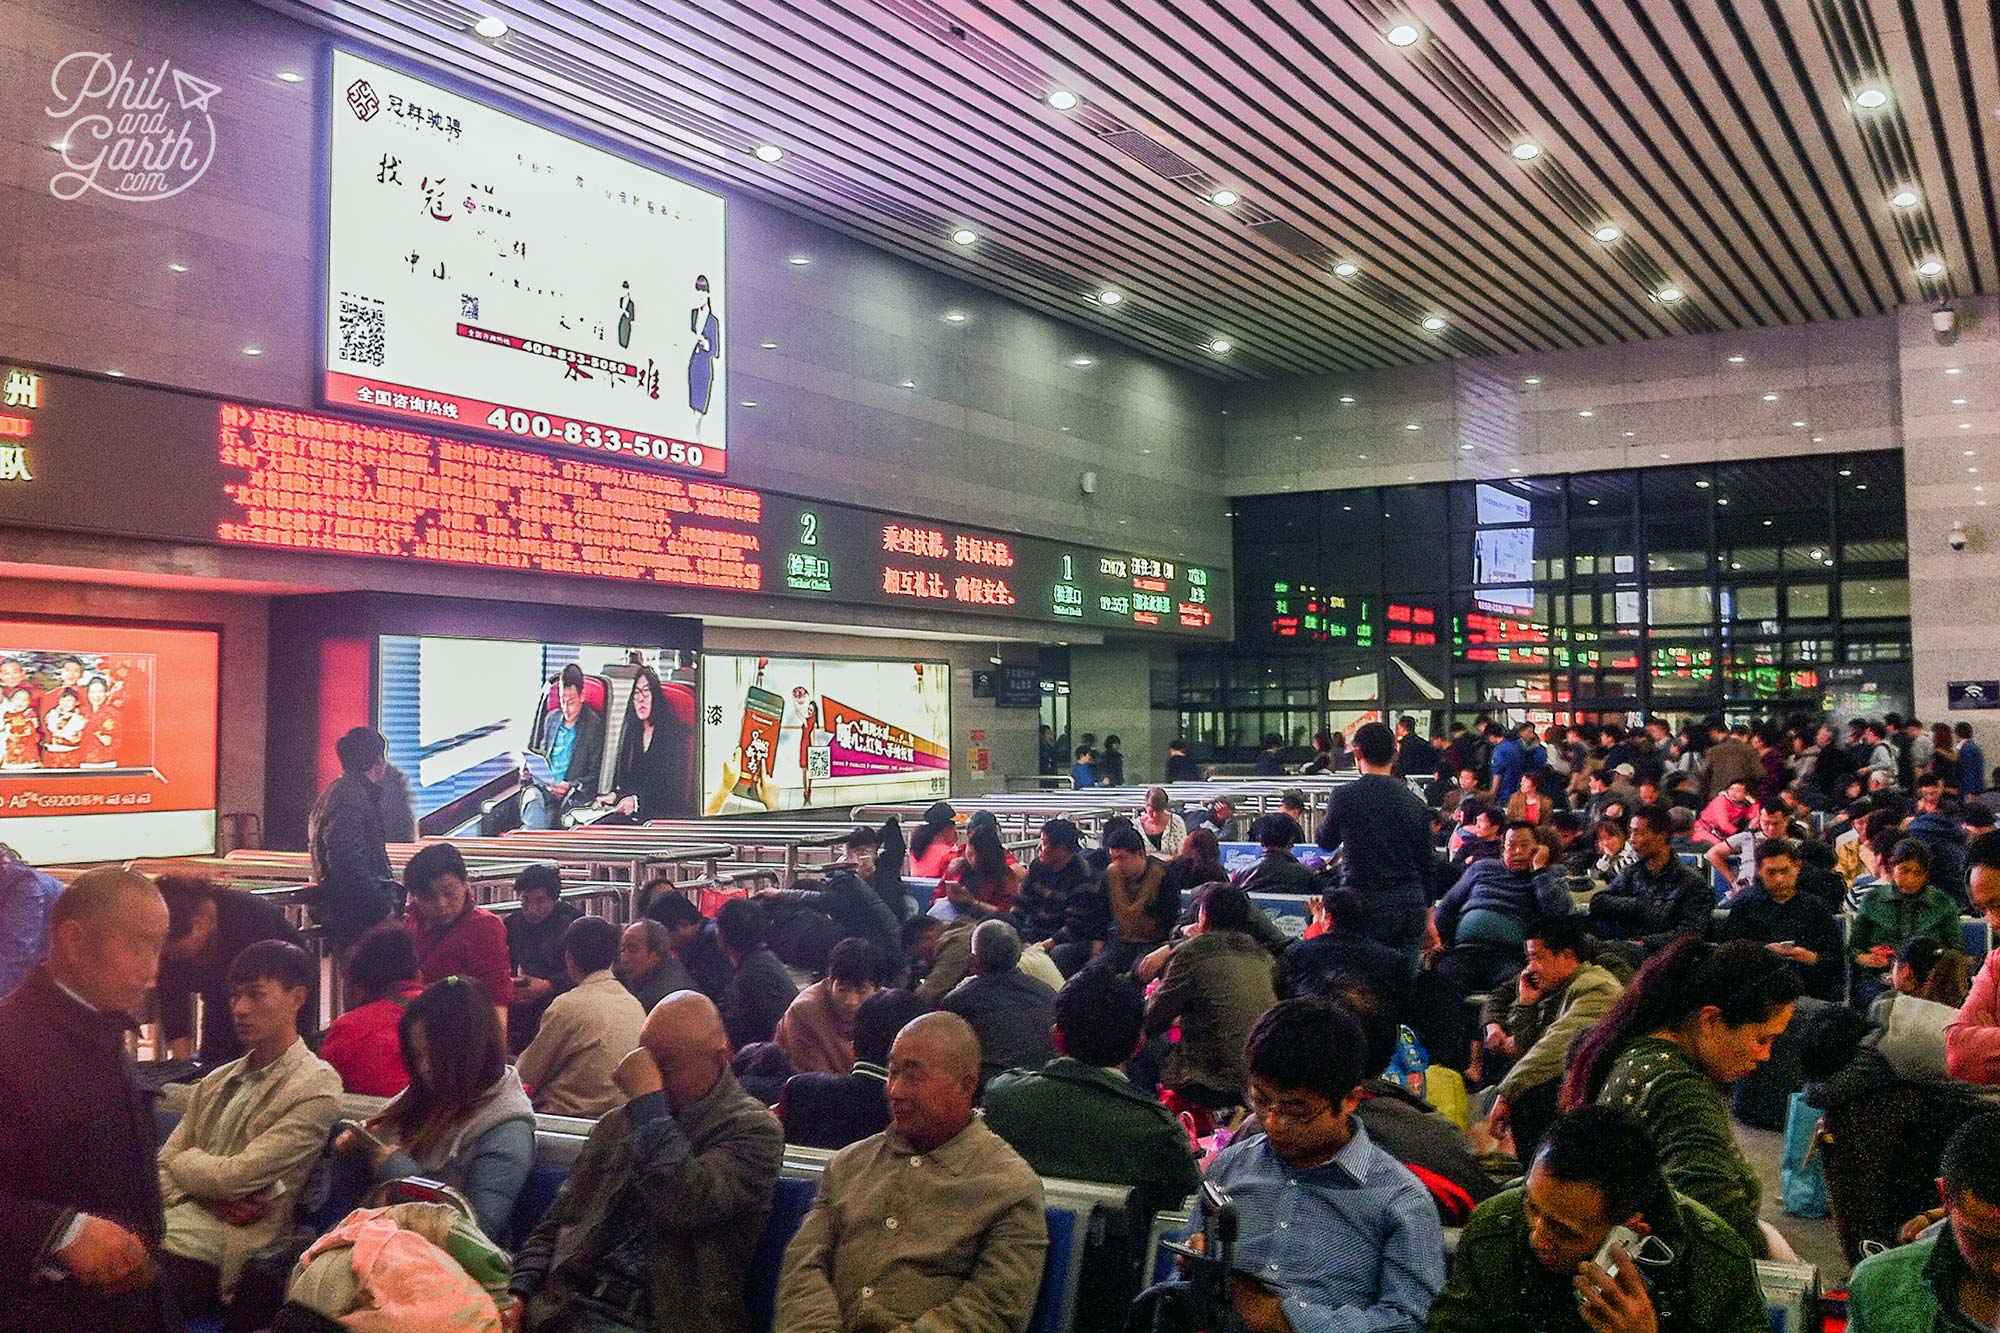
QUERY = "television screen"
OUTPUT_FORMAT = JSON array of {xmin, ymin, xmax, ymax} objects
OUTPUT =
[
  {"xmin": 700, "ymin": 655, "xmax": 951, "ymax": 813},
  {"xmin": 0, "ymin": 621, "xmax": 219, "ymax": 863},
  {"xmin": 1472, "ymin": 483, "xmax": 1536, "ymax": 614},
  {"xmin": 377, "ymin": 636, "xmax": 698, "ymax": 832},
  {"xmin": 325, "ymin": 50, "xmax": 729, "ymax": 474}
]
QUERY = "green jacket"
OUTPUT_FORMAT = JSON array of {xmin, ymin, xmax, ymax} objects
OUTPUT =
[
  {"xmin": 1426, "ymin": 1186, "xmax": 1768, "ymax": 1333},
  {"xmin": 1848, "ymin": 1228, "xmax": 1990, "ymax": 1332},
  {"xmin": 1850, "ymin": 883, "xmax": 1962, "ymax": 960},
  {"xmin": 983, "ymin": 1058, "xmax": 1201, "ymax": 1220},
  {"xmin": 1144, "ymin": 929, "xmax": 1278, "ymax": 1099},
  {"xmin": 1597, "ymin": 1037, "xmax": 1766, "ymax": 1257},
  {"xmin": 1480, "ymin": 963, "xmax": 1623, "ymax": 1103}
]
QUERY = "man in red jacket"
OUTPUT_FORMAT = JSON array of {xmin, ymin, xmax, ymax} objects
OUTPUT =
[{"xmin": 403, "ymin": 843, "xmax": 514, "ymax": 1039}]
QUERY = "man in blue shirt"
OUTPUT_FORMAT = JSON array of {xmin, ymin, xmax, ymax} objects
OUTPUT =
[
  {"xmin": 1489, "ymin": 722, "xmax": 1542, "ymax": 804},
  {"xmin": 1149, "ymin": 997, "xmax": 1444, "ymax": 1332},
  {"xmin": 520, "ymin": 664, "xmax": 605, "ymax": 830},
  {"xmin": 1070, "ymin": 745, "xmax": 1100, "ymax": 790},
  {"xmin": 1959, "ymin": 723, "xmax": 1988, "ymax": 798}
]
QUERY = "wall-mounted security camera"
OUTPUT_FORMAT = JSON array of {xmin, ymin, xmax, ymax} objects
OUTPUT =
[
  {"xmin": 1950, "ymin": 520, "xmax": 1969, "ymax": 552},
  {"xmin": 1934, "ymin": 303, "xmax": 1958, "ymax": 344}
]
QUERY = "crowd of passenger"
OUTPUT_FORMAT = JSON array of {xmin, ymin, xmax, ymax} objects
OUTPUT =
[{"xmin": 7, "ymin": 710, "xmax": 2000, "ymax": 1331}]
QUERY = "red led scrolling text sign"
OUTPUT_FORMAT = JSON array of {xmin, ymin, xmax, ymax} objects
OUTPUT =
[
  {"xmin": 213, "ymin": 403, "xmax": 760, "ymax": 587},
  {"xmin": 879, "ymin": 523, "xmax": 1019, "ymax": 607}
]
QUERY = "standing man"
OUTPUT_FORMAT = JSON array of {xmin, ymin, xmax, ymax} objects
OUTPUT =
[
  {"xmin": 1315, "ymin": 720, "xmax": 1438, "ymax": 965},
  {"xmin": 306, "ymin": 725, "xmax": 395, "ymax": 950},
  {"xmin": 1958, "ymin": 723, "xmax": 1987, "ymax": 797},
  {"xmin": 0, "ymin": 869, "xmax": 173, "ymax": 1333},
  {"xmin": 1070, "ymin": 745, "xmax": 1101, "ymax": 790},
  {"xmin": 1391, "ymin": 715, "xmax": 1437, "ymax": 782},
  {"xmin": 520, "ymin": 664, "xmax": 606, "ymax": 831},
  {"xmin": 1490, "ymin": 722, "xmax": 1539, "ymax": 805},
  {"xmin": 155, "ymin": 876, "xmax": 306, "ymax": 1066}
]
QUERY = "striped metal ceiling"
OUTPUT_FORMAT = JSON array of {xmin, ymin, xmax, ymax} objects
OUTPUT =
[{"xmin": 261, "ymin": 0, "xmax": 1998, "ymax": 380}]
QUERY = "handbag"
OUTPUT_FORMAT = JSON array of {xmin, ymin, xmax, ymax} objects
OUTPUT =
[{"xmin": 1779, "ymin": 1091, "xmax": 1830, "ymax": 1218}]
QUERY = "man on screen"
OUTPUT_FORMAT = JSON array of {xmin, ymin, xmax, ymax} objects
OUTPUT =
[{"xmin": 520, "ymin": 664, "xmax": 604, "ymax": 831}]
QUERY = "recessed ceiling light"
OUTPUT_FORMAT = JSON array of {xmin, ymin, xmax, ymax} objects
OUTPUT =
[
  {"xmin": 1812, "ymin": 435, "xmax": 1825, "ymax": 443},
  {"xmin": 1587, "ymin": 497, "xmax": 1600, "ymax": 505},
  {"xmin": 1045, "ymin": 89, "xmax": 1079, "ymax": 111},
  {"xmin": 1209, "ymin": 190, "xmax": 1239, "ymax": 207},
  {"xmin": 754, "ymin": 144, "xmax": 784, "ymax": 163},
  {"xmin": 1838, "ymin": 469, "xmax": 1853, "ymax": 476},
  {"xmin": 1954, "ymin": 397, "xmax": 1968, "ymax": 405},
  {"xmin": 1208, "ymin": 338, "xmax": 1232, "ymax": 354},
  {"xmin": 1810, "ymin": 547, "xmax": 1825, "ymax": 558},
  {"xmin": 1405, "ymin": 422, "xmax": 1421, "ymax": 431},
  {"xmin": 473, "ymin": 13, "xmax": 508, "ymax": 39},
  {"xmin": 1332, "ymin": 261, "xmax": 1359, "ymax": 278},
  {"xmin": 1578, "ymin": 409, "xmax": 1594, "ymax": 418},
  {"xmin": 1948, "ymin": 367, "xmax": 1963, "ymax": 375},
  {"xmin": 1792, "ymin": 420, "xmax": 1807, "ymax": 427},
  {"xmin": 1070, "ymin": 356, "xmax": 1094, "ymax": 367},
  {"xmin": 1656, "ymin": 286, "xmax": 1685, "ymax": 303},
  {"xmin": 740, "ymin": 399, "xmax": 759, "ymax": 407},
  {"xmin": 167, "ymin": 261, "xmax": 190, "ymax": 273},
  {"xmin": 1856, "ymin": 483, "xmax": 1868, "ymax": 490},
  {"xmin": 48, "ymin": 139, "xmax": 68, "ymax": 152},
  {"xmin": 787, "ymin": 255, "xmax": 811, "ymax": 266},
  {"xmin": 1917, "ymin": 257, "xmax": 1946, "ymax": 277},
  {"xmin": 1963, "ymin": 422, "xmax": 1975, "ymax": 429},
  {"xmin": 1593, "ymin": 225, "xmax": 1622, "ymax": 243},
  {"xmin": 275, "ymin": 70, "xmax": 305, "ymax": 83},
  {"xmin": 1338, "ymin": 395, "xmax": 1355, "ymax": 404},
  {"xmin": 1096, "ymin": 288, "xmax": 1123, "ymax": 305},
  {"xmin": 1509, "ymin": 466, "xmax": 1522, "ymax": 474},
  {"xmin": 1967, "ymin": 449, "xmax": 1978, "ymax": 456},
  {"xmin": 760, "ymin": 340, "xmax": 778, "ymax": 349},
  {"xmin": 1460, "ymin": 443, "xmax": 1474, "ymax": 450},
  {"xmin": 944, "ymin": 311, "xmax": 967, "ymax": 323},
  {"xmin": 950, "ymin": 227, "xmax": 977, "ymax": 245},
  {"xmin": 1511, "ymin": 141, "xmax": 1542, "ymax": 161},
  {"xmin": 1716, "ymin": 497, "xmax": 1730, "ymax": 505},
  {"xmin": 1385, "ymin": 22, "xmax": 1422, "ymax": 47},
  {"xmin": 1523, "ymin": 376, "xmax": 1541, "ymax": 385},
  {"xmin": 1763, "ymin": 518, "xmax": 1774, "ymax": 526},
  {"xmin": 1731, "ymin": 561, "xmax": 1743, "ymax": 570},
  {"xmin": 1421, "ymin": 315, "xmax": 1446, "ymax": 331},
  {"xmin": 1622, "ymin": 431, "xmax": 1636, "ymax": 437},
  {"xmin": 1659, "ymin": 452, "xmax": 1671, "ymax": 459},
  {"xmin": 1696, "ymin": 480, "xmax": 1712, "ymax": 488},
  {"xmin": 105, "ymin": 369, "xmax": 125, "ymax": 377},
  {"xmin": 1852, "ymin": 85, "xmax": 1890, "ymax": 110},
  {"xmin": 1763, "ymin": 392, "xmax": 1780, "ymax": 402},
  {"xmin": 1890, "ymin": 188, "xmax": 1920, "ymax": 209},
  {"xmin": 243, "ymin": 346, "xmax": 263, "ymax": 356},
  {"xmin": 1294, "ymin": 434, "xmax": 1305, "ymax": 442},
  {"xmin": 1357, "ymin": 453, "xmax": 1368, "ymax": 460},
  {"xmin": 1727, "ymin": 354, "xmax": 1746, "ymax": 363}
]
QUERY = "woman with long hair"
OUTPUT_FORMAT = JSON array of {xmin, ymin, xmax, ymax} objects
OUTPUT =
[
  {"xmin": 1137, "ymin": 786, "xmax": 1187, "ymax": 858},
  {"xmin": 1161, "ymin": 827, "xmax": 1227, "ymax": 905},
  {"xmin": 333, "ymin": 975, "xmax": 534, "ymax": 1241},
  {"xmin": 595, "ymin": 666, "xmax": 691, "ymax": 821},
  {"xmin": 1560, "ymin": 936, "xmax": 1800, "ymax": 1257},
  {"xmin": 941, "ymin": 824, "xmax": 1023, "ymax": 912},
  {"xmin": 905, "ymin": 801, "xmax": 960, "ymax": 879}
]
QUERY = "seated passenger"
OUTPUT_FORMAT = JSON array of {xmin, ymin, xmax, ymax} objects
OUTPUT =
[
  {"xmin": 1137, "ymin": 786, "xmax": 1188, "ymax": 858},
  {"xmin": 779, "ymin": 989, "xmax": 928, "ymax": 1151},
  {"xmin": 715, "ymin": 897, "xmax": 798, "ymax": 1050},
  {"xmin": 1947, "ymin": 831, "xmax": 2000, "ymax": 1084},
  {"xmin": 1427, "ymin": 1105, "xmax": 1768, "ymax": 1333},
  {"xmin": 1187, "ymin": 796, "xmax": 1240, "ymax": 842},
  {"xmin": 1869, "ymin": 938, "xmax": 1972, "ymax": 1085},
  {"xmin": 332, "ymin": 974, "xmax": 534, "ymax": 1242},
  {"xmin": 1012, "ymin": 818, "xmax": 1099, "ymax": 945},
  {"xmin": 1144, "ymin": 885, "xmax": 1277, "ymax": 1111},
  {"xmin": 776, "ymin": 1012, "xmax": 1047, "ymax": 1332},
  {"xmin": 156, "ymin": 941, "xmax": 341, "ymax": 1332},
  {"xmin": 1587, "ymin": 806, "xmax": 1714, "ymax": 955},
  {"xmin": 774, "ymin": 937, "xmax": 885, "ymax": 1076},
  {"xmin": 1851, "ymin": 838, "xmax": 1962, "ymax": 999},
  {"xmin": 1478, "ymin": 916, "xmax": 1624, "ymax": 1162},
  {"xmin": 940, "ymin": 921, "xmax": 1057, "ymax": 1082},
  {"xmin": 644, "ymin": 887, "xmax": 732, "ymax": 1001},
  {"xmin": 731, "ymin": 1042, "xmax": 797, "ymax": 1105},
  {"xmin": 1692, "ymin": 779, "xmax": 1757, "ymax": 847},
  {"xmin": 516, "ymin": 916, "xmax": 646, "ymax": 1117},
  {"xmin": 1230, "ymin": 813, "xmax": 1315, "ymax": 895},
  {"xmin": 503, "ymin": 863, "xmax": 580, "ymax": 1052},
  {"xmin": 1427, "ymin": 820, "xmax": 1573, "ymax": 995},
  {"xmin": 1545, "ymin": 811, "xmax": 1594, "ymax": 876},
  {"xmin": 1560, "ymin": 937, "xmax": 1801, "ymax": 1257},
  {"xmin": 1504, "ymin": 768, "xmax": 1556, "ymax": 828},
  {"xmin": 319, "ymin": 926, "xmax": 424, "ymax": 1097},
  {"xmin": 1101, "ymin": 823, "xmax": 1174, "ymax": 973},
  {"xmin": 156, "ymin": 874, "xmax": 305, "ymax": 1066},
  {"xmin": 402, "ymin": 843, "xmax": 514, "ymax": 1034},
  {"xmin": 509, "ymin": 991, "xmax": 784, "ymax": 1333},
  {"xmin": 1447, "ymin": 803, "xmax": 1504, "ymax": 868},
  {"xmin": 1591, "ymin": 817, "xmax": 1638, "ymax": 881},
  {"xmin": 936, "ymin": 823, "xmax": 1025, "ymax": 916},
  {"xmin": 1279, "ymin": 888, "xmax": 1410, "ymax": 1009},
  {"xmin": 519, "ymin": 662, "xmax": 604, "ymax": 830},
  {"xmin": 760, "ymin": 828, "xmax": 904, "ymax": 961},
  {"xmin": 903, "ymin": 801, "xmax": 961, "ymax": 880},
  {"xmin": 619, "ymin": 918, "xmax": 693, "ymax": 1014},
  {"xmin": 1705, "ymin": 800, "xmax": 1799, "ymax": 895},
  {"xmin": 1848, "ymin": 1111, "xmax": 2000, "ymax": 1333},
  {"xmin": 1715, "ymin": 837, "xmax": 1844, "ymax": 1001}
]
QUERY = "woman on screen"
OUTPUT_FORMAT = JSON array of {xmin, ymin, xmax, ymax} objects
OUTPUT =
[
  {"xmin": 79, "ymin": 675, "xmax": 120, "ymax": 768},
  {"xmin": 595, "ymin": 666, "xmax": 692, "ymax": 822},
  {"xmin": 2, "ymin": 687, "xmax": 41, "ymax": 770},
  {"xmin": 40, "ymin": 690, "xmax": 84, "ymax": 768},
  {"xmin": 687, "ymin": 273, "xmax": 719, "ymax": 434}
]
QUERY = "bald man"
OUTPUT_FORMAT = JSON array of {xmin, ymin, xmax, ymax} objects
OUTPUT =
[
  {"xmin": 776, "ymin": 1012, "xmax": 1048, "ymax": 1333},
  {"xmin": 0, "ymin": 868, "xmax": 173, "ymax": 1333},
  {"xmin": 507, "ymin": 990, "xmax": 782, "ymax": 1333}
]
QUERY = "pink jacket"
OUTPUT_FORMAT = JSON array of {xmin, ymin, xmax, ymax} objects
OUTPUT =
[
  {"xmin": 1693, "ymin": 793, "xmax": 1754, "ymax": 845},
  {"xmin": 297, "ymin": 1207, "xmax": 500, "ymax": 1331},
  {"xmin": 1948, "ymin": 949, "xmax": 2000, "ymax": 1085}
]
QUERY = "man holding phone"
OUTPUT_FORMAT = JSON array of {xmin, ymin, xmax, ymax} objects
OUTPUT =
[{"xmin": 1427, "ymin": 1105, "xmax": 1768, "ymax": 1333}]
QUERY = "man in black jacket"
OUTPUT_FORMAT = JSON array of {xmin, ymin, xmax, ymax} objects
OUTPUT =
[
  {"xmin": 1013, "ymin": 819, "xmax": 1099, "ymax": 944},
  {"xmin": 778, "ymin": 989, "xmax": 928, "ymax": 1150},
  {"xmin": 1317, "ymin": 721, "xmax": 1440, "ymax": 963},
  {"xmin": 1278, "ymin": 889, "xmax": 1410, "ymax": 1009},
  {"xmin": 306, "ymin": 725, "xmax": 395, "ymax": 950},
  {"xmin": 1391, "ymin": 715, "xmax": 1438, "ymax": 781},
  {"xmin": 155, "ymin": 875, "xmax": 307, "ymax": 1066},
  {"xmin": 939, "ymin": 921, "xmax": 1057, "ymax": 1081},
  {"xmin": 715, "ymin": 898, "xmax": 798, "ymax": 1049},
  {"xmin": 505, "ymin": 863, "xmax": 582, "ymax": 1051},
  {"xmin": 1588, "ymin": 805, "xmax": 1715, "ymax": 955},
  {"xmin": 0, "ymin": 869, "xmax": 173, "ymax": 1333},
  {"xmin": 1231, "ymin": 814, "xmax": 1315, "ymax": 895},
  {"xmin": 757, "ymin": 827, "xmax": 903, "ymax": 965}
]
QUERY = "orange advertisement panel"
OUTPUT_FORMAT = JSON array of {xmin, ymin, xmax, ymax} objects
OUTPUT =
[{"xmin": 0, "ymin": 621, "xmax": 219, "ymax": 863}]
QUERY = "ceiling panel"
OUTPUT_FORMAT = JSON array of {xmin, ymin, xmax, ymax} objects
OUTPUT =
[{"xmin": 260, "ymin": 0, "xmax": 1999, "ymax": 378}]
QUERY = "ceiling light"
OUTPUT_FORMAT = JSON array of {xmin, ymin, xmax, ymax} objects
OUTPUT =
[
  {"xmin": 1385, "ymin": 23, "xmax": 1422, "ymax": 47},
  {"xmin": 1838, "ymin": 469, "xmax": 1853, "ymax": 476},
  {"xmin": 1792, "ymin": 420, "xmax": 1806, "ymax": 428},
  {"xmin": 1509, "ymin": 466, "xmax": 1522, "ymax": 474},
  {"xmin": 754, "ymin": 144, "xmax": 784, "ymax": 163},
  {"xmin": 1812, "ymin": 435, "xmax": 1825, "ymax": 443},
  {"xmin": 1763, "ymin": 519, "xmax": 1774, "ymax": 526},
  {"xmin": 1593, "ymin": 225, "xmax": 1622, "ymax": 243},
  {"xmin": 1587, "ymin": 497, "xmax": 1600, "ymax": 506},
  {"xmin": 243, "ymin": 346, "xmax": 263, "ymax": 356},
  {"xmin": 1622, "ymin": 431, "xmax": 1636, "ymax": 437},
  {"xmin": 1727, "ymin": 354, "xmax": 1746, "ymax": 363},
  {"xmin": 1523, "ymin": 376, "xmax": 1541, "ymax": 385},
  {"xmin": 1511, "ymin": 141, "xmax": 1542, "ymax": 161},
  {"xmin": 1460, "ymin": 443, "xmax": 1474, "ymax": 450},
  {"xmin": 1208, "ymin": 338, "xmax": 1232, "ymax": 354},
  {"xmin": 1421, "ymin": 315, "xmax": 1447, "ymax": 331},
  {"xmin": 1338, "ymin": 395, "xmax": 1355, "ymax": 404},
  {"xmin": 1856, "ymin": 483, "xmax": 1868, "ymax": 490},
  {"xmin": 1656, "ymin": 286, "xmax": 1684, "ymax": 303},
  {"xmin": 1918, "ymin": 257, "xmax": 1946, "ymax": 277},
  {"xmin": 1967, "ymin": 449, "xmax": 1979, "ymax": 456},
  {"xmin": 944, "ymin": 311, "xmax": 967, "ymax": 323},
  {"xmin": 760, "ymin": 340, "xmax": 778, "ymax": 349},
  {"xmin": 1810, "ymin": 548, "xmax": 1824, "ymax": 559},
  {"xmin": 1890, "ymin": 188, "xmax": 1920, "ymax": 209},
  {"xmin": 473, "ymin": 13, "xmax": 508, "ymax": 39},
  {"xmin": 1096, "ymin": 288, "xmax": 1122, "ymax": 305},
  {"xmin": 1578, "ymin": 409, "xmax": 1594, "ymax": 418},
  {"xmin": 1357, "ymin": 453, "xmax": 1368, "ymax": 460},
  {"xmin": 1962, "ymin": 422, "xmax": 1974, "ymax": 429},
  {"xmin": 275, "ymin": 71, "xmax": 305, "ymax": 83},
  {"xmin": 1209, "ymin": 190, "xmax": 1239, "ymax": 207},
  {"xmin": 740, "ymin": 399, "xmax": 759, "ymax": 407},
  {"xmin": 1695, "ymin": 480, "xmax": 1711, "ymax": 488},
  {"xmin": 1405, "ymin": 422, "xmax": 1421, "ymax": 431},
  {"xmin": 1716, "ymin": 497, "xmax": 1730, "ymax": 505},
  {"xmin": 1954, "ymin": 397, "xmax": 1968, "ymax": 405},
  {"xmin": 1731, "ymin": 561, "xmax": 1742, "ymax": 570},
  {"xmin": 787, "ymin": 255, "xmax": 811, "ymax": 266},
  {"xmin": 1332, "ymin": 261, "xmax": 1359, "ymax": 278},
  {"xmin": 1069, "ymin": 356, "xmax": 1094, "ymax": 367},
  {"xmin": 48, "ymin": 139, "xmax": 67, "ymax": 152},
  {"xmin": 167, "ymin": 261, "xmax": 189, "ymax": 273},
  {"xmin": 1852, "ymin": 85, "xmax": 1890, "ymax": 110},
  {"xmin": 1045, "ymin": 89, "xmax": 1079, "ymax": 111},
  {"xmin": 105, "ymin": 369, "xmax": 125, "ymax": 377},
  {"xmin": 950, "ymin": 227, "xmax": 977, "ymax": 245},
  {"xmin": 1762, "ymin": 392, "xmax": 1779, "ymax": 402}
]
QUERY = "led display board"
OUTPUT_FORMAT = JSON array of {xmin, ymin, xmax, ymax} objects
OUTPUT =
[
  {"xmin": 700, "ymin": 655, "xmax": 951, "ymax": 813},
  {"xmin": 326, "ymin": 51, "xmax": 728, "ymax": 474},
  {"xmin": 0, "ymin": 365, "xmax": 1230, "ymax": 638}
]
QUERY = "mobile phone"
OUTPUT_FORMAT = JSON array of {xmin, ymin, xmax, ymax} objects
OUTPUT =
[
  {"xmin": 1157, "ymin": 1239, "xmax": 1290, "ymax": 1294},
  {"xmin": 1590, "ymin": 1226, "xmax": 1643, "ymax": 1284},
  {"xmin": 338, "ymin": 1120, "xmax": 387, "ymax": 1152}
]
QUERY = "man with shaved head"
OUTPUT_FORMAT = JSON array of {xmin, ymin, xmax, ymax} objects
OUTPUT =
[
  {"xmin": 507, "ymin": 990, "xmax": 783, "ymax": 1333},
  {"xmin": 0, "ymin": 868, "xmax": 173, "ymax": 1332},
  {"xmin": 777, "ymin": 1011, "xmax": 1049, "ymax": 1332}
]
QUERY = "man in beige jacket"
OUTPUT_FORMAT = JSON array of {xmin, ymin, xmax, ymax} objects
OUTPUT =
[
  {"xmin": 517, "ymin": 916, "xmax": 645, "ymax": 1117},
  {"xmin": 156, "ymin": 940, "xmax": 342, "ymax": 1330}
]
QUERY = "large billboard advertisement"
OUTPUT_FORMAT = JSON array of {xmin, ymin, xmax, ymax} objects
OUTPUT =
[
  {"xmin": 326, "ymin": 51, "xmax": 728, "ymax": 474},
  {"xmin": 700, "ymin": 655, "xmax": 950, "ymax": 813},
  {"xmin": 0, "ymin": 621, "xmax": 219, "ymax": 863}
]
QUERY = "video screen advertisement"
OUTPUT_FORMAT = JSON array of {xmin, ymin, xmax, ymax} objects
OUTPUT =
[
  {"xmin": 700, "ymin": 655, "xmax": 950, "ymax": 814},
  {"xmin": 377, "ymin": 637, "xmax": 698, "ymax": 831},
  {"xmin": 0, "ymin": 621, "xmax": 220, "ymax": 863},
  {"xmin": 326, "ymin": 51, "xmax": 728, "ymax": 475}
]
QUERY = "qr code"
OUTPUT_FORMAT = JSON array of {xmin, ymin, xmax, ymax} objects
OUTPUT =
[
  {"xmin": 336, "ymin": 294, "xmax": 386, "ymax": 367},
  {"xmin": 807, "ymin": 747, "xmax": 831, "ymax": 780},
  {"xmin": 460, "ymin": 293, "xmax": 479, "ymax": 320}
]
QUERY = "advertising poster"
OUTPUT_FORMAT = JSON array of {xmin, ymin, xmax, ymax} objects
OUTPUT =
[
  {"xmin": 701, "ymin": 654, "xmax": 951, "ymax": 813},
  {"xmin": 0, "ymin": 621, "xmax": 219, "ymax": 863},
  {"xmin": 1472, "ymin": 482, "xmax": 1536, "ymax": 614},
  {"xmin": 326, "ymin": 51, "xmax": 728, "ymax": 474}
]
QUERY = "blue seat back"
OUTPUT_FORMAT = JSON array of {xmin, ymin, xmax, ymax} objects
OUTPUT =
[
  {"xmin": 749, "ymin": 1174, "xmax": 821, "ymax": 1333},
  {"xmin": 1027, "ymin": 1205, "xmax": 1078, "ymax": 1333},
  {"xmin": 509, "ymin": 1165, "xmax": 569, "ymax": 1241}
]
